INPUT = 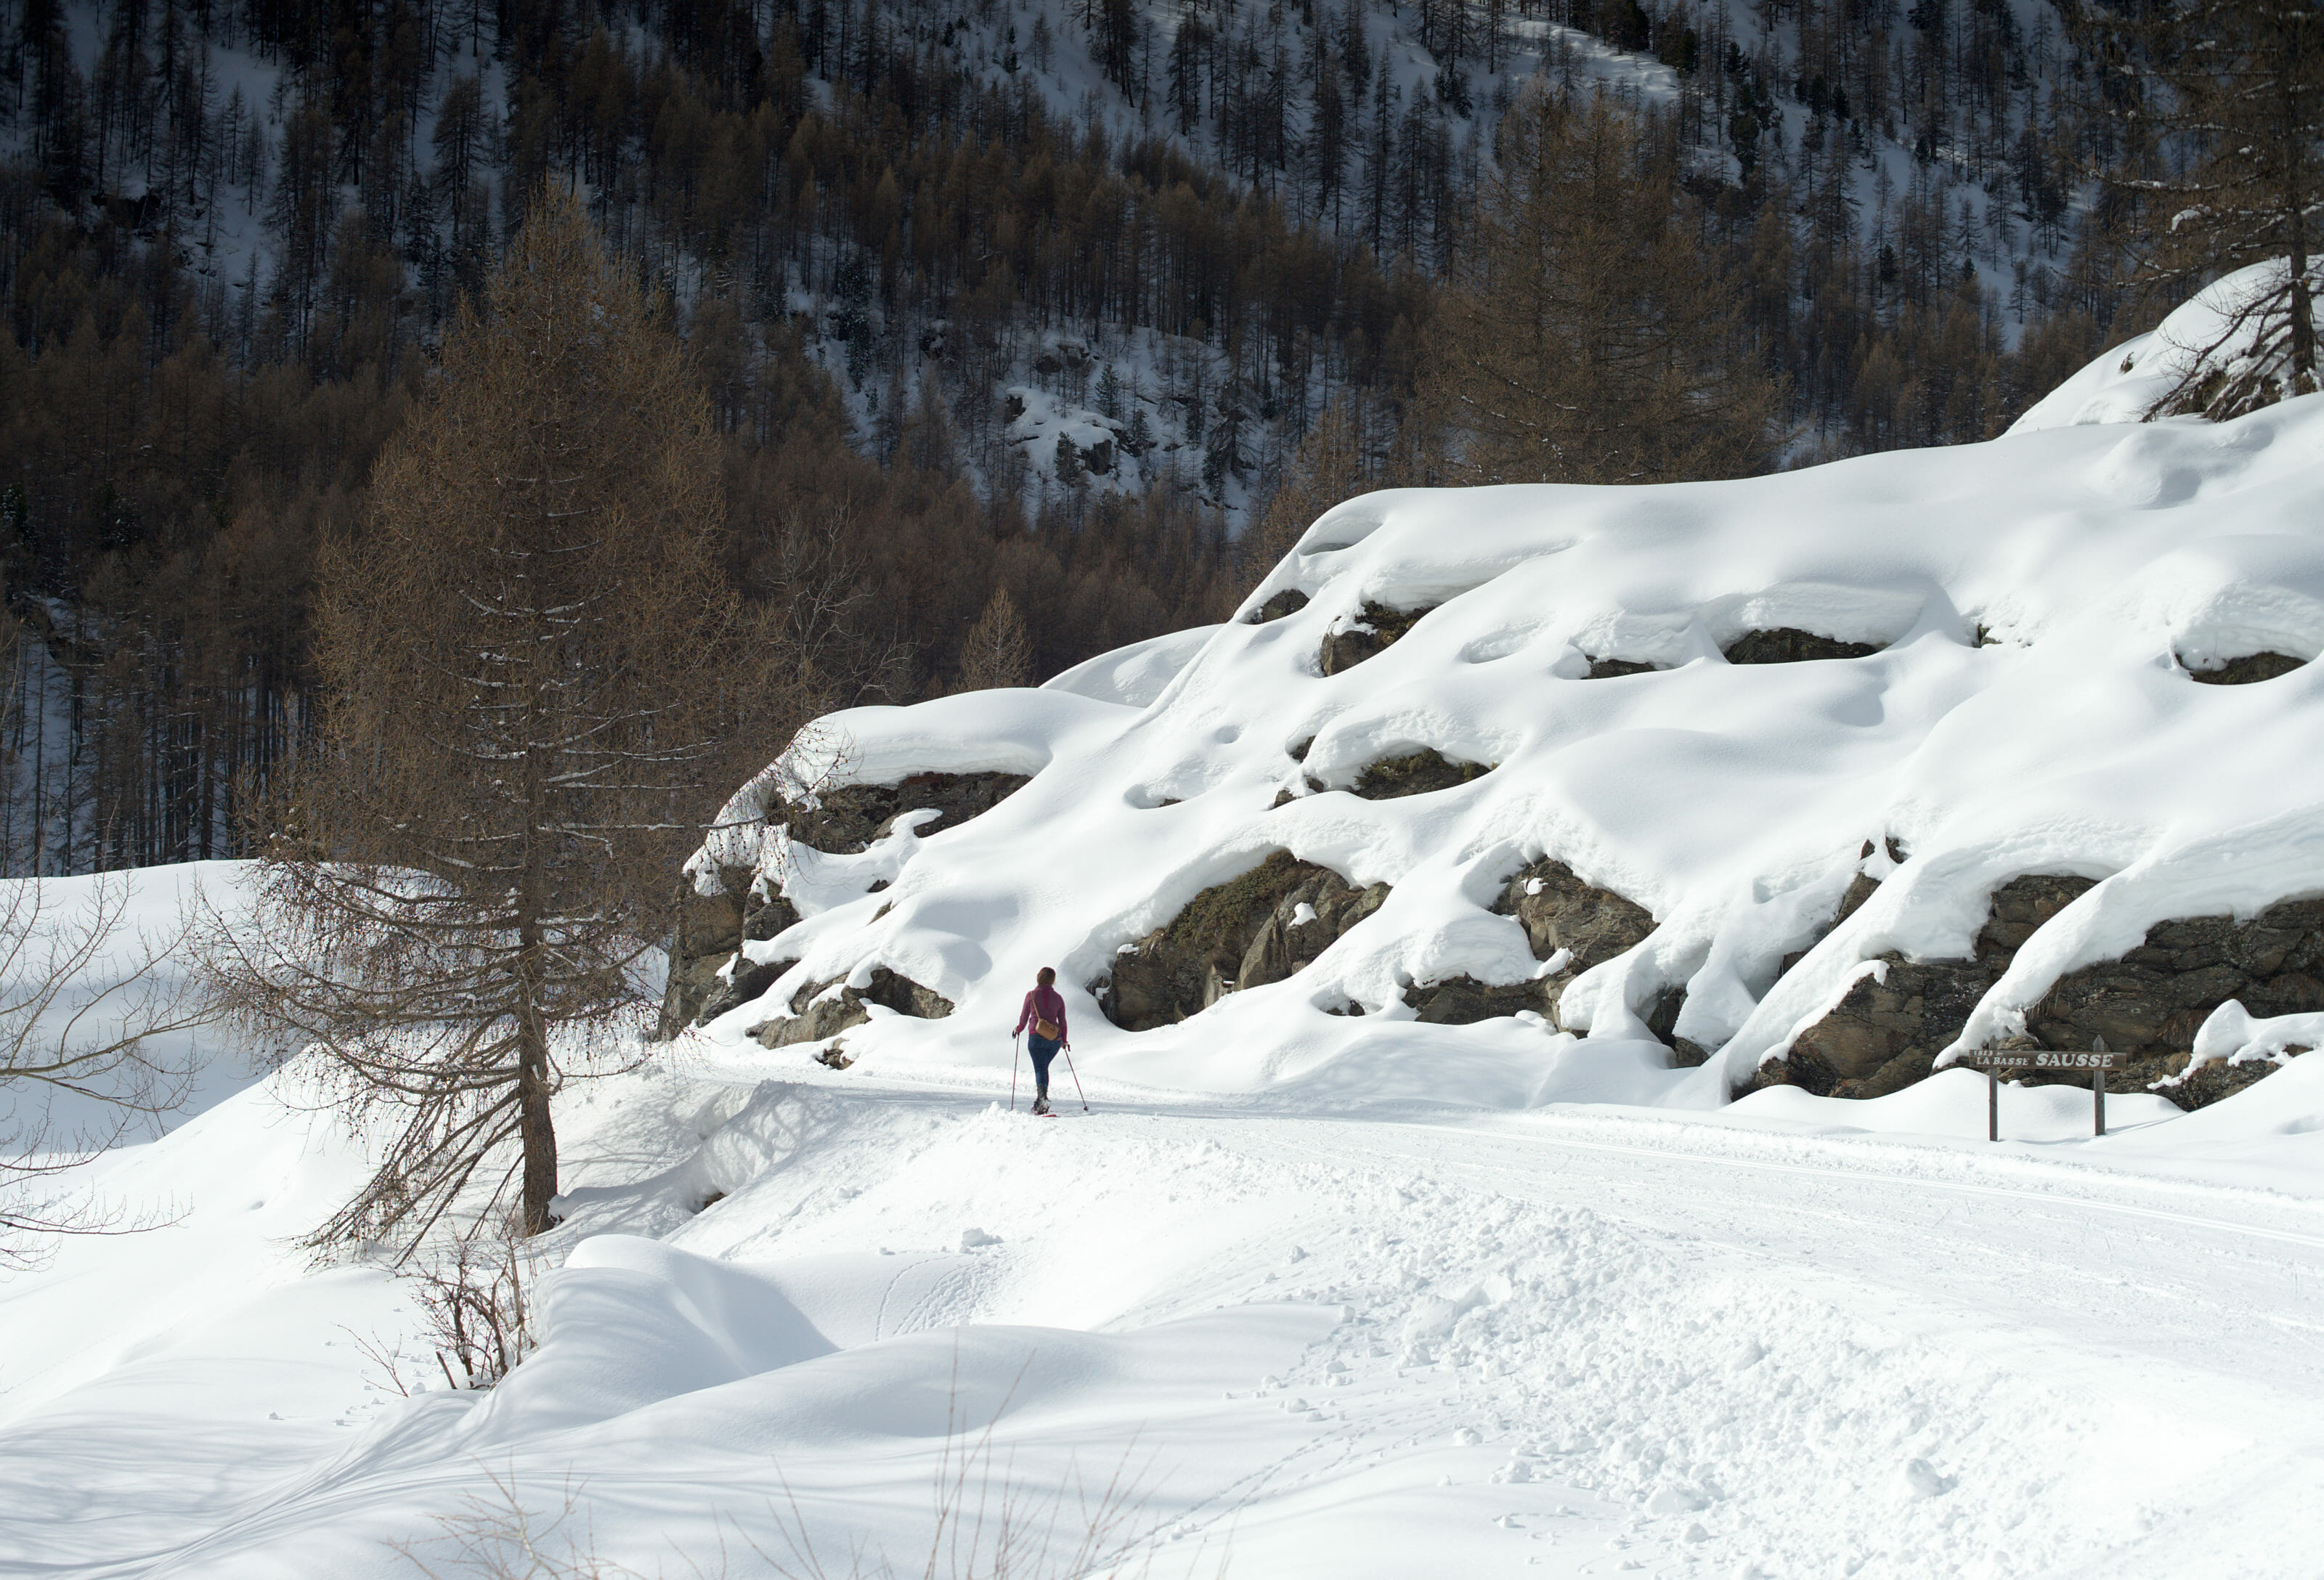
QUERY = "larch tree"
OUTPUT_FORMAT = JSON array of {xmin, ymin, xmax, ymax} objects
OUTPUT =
[
  {"xmin": 201, "ymin": 188, "xmax": 780, "ymax": 1250},
  {"xmin": 1240, "ymin": 395, "xmax": 1370, "ymax": 585},
  {"xmin": 1418, "ymin": 83, "xmax": 1778, "ymax": 486},
  {"xmin": 2073, "ymin": 0, "xmax": 2324, "ymax": 418},
  {"xmin": 955, "ymin": 587, "xmax": 1033, "ymax": 691}
]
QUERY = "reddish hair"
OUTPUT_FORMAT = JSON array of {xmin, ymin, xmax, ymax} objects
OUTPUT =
[{"xmin": 1036, "ymin": 966, "xmax": 1056, "ymax": 987}]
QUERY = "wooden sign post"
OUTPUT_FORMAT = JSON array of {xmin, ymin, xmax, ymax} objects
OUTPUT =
[{"xmin": 1958, "ymin": 1046, "xmax": 2123, "ymax": 1140}]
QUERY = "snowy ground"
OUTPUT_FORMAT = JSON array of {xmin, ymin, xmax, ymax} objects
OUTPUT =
[
  {"xmin": 4, "ymin": 1036, "xmax": 2322, "ymax": 1580},
  {"xmin": 17, "ymin": 324, "xmax": 2324, "ymax": 1576}
]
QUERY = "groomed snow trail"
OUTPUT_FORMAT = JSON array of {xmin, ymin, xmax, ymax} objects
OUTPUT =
[{"xmin": 4, "ymin": 1060, "xmax": 2319, "ymax": 1579}]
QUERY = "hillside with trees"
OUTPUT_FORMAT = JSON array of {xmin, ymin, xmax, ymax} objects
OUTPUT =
[{"xmin": 0, "ymin": 0, "xmax": 2269, "ymax": 875}]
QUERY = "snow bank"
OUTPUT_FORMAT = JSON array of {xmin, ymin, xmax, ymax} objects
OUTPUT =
[
  {"xmin": 688, "ymin": 390, "xmax": 2324, "ymax": 1113},
  {"xmin": 2013, "ymin": 260, "xmax": 2324, "ymax": 432}
]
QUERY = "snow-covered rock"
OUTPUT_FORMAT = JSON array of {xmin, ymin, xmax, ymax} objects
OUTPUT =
[{"xmin": 684, "ymin": 389, "xmax": 2324, "ymax": 1114}]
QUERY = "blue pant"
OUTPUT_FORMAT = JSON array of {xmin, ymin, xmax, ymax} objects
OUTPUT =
[{"xmin": 1028, "ymin": 1033, "xmax": 1060, "ymax": 1094}]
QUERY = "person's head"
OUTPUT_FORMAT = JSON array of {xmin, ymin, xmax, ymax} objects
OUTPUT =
[{"xmin": 1036, "ymin": 966, "xmax": 1056, "ymax": 988}]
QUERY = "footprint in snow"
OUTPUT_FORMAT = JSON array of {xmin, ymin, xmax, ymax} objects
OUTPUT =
[{"xmin": 1900, "ymin": 1458, "xmax": 1957, "ymax": 1499}]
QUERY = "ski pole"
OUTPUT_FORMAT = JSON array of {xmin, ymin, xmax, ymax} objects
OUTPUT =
[
  {"xmin": 1061, "ymin": 1043, "xmax": 1088, "ymax": 1112},
  {"xmin": 1012, "ymin": 1033, "xmax": 1021, "ymax": 1111}
]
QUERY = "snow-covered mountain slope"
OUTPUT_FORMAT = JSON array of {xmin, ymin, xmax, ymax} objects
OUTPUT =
[{"xmin": 681, "ymin": 378, "xmax": 2324, "ymax": 1119}]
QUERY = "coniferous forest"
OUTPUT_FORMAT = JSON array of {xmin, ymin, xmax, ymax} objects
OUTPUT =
[{"xmin": 0, "ymin": 0, "xmax": 2216, "ymax": 874}]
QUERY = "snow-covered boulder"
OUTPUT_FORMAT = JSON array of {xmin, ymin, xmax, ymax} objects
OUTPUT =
[{"xmin": 678, "ymin": 390, "xmax": 2324, "ymax": 1112}]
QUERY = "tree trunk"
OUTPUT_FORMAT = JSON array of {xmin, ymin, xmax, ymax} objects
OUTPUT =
[
  {"xmin": 2286, "ymin": 12, "xmax": 2315, "ymax": 399},
  {"xmin": 515, "ymin": 941, "xmax": 558, "ymax": 1235}
]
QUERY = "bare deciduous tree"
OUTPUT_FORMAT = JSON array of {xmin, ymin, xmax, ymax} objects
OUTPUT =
[
  {"xmin": 200, "ymin": 188, "xmax": 788, "ymax": 1251},
  {"xmin": 2074, "ymin": 0, "xmax": 2324, "ymax": 417},
  {"xmin": 954, "ymin": 587, "xmax": 1032, "ymax": 691},
  {"xmin": 1, "ymin": 871, "xmax": 214, "ymax": 1269},
  {"xmin": 1418, "ymin": 83, "xmax": 1779, "ymax": 486},
  {"xmin": 1240, "ymin": 396, "xmax": 1370, "ymax": 587}
]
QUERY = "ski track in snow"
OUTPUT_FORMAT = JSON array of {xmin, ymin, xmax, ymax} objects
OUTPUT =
[{"xmin": 4, "ymin": 1055, "xmax": 2322, "ymax": 1579}]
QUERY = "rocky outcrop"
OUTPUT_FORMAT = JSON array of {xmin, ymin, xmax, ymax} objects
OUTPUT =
[
  {"xmin": 1320, "ymin": 602, "xmax": 1429, "ymax": 674},
  {"xmin": 788, "ymin": 770, "xmax": 1032, "ymax": 855},
  {"xmin": 1722, "ymin": 628, "xmax": 1885, "ymax": 664},
  {"xmin": 698, "ymin": 954, "xmax": 797, "ymax": 1027},
  {"xmin": 655, "ymin": 770, "xmax": 1026, "ymax": 1038},
  {"xmin": 1500, "ymin": 858, "xmax": 1661, "ymax": 974},
  {"xmin": 1350, "ymin": 750, "xmax": 1493, "ymax": 799},
  {"xmin": 1405, "ymin": 859, "xmax": 1667, "ymax": 1031},
  {"xmin": 1754, "ymin": 874, "xmax": 2091, "ymax": 1099},
  {"xmin": 2186, "ymin": 651, "xmax": 2307, "ymax": 685},
  {"xmin": 659, "ymin": 866, "xmax": 797, "ymax": 1036},
  {"xmin": 1099, "ymin": 851, "xmax": 1390, "ymax": 1030},
  {"xmin": 1583, "ymin": 657, "xmax": 1662, "ymax": 679},
  {"xmin": 749, "ymin": 966, "xmax": 955, "ymax": 1049},
  {"xmin": 1773, "ymin": 839, "xmax": 1899, "ymax": 981},
  {"xmin": 1756, "ymin": 876, "xmax": 2323, "ymax": 1104}
]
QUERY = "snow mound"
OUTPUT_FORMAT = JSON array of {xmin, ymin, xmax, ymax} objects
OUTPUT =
[{"xmin": 691, "ymin": 391, "xmax": 2324, "ymax": 1112}]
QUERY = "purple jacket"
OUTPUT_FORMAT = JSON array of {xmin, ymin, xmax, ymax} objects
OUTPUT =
[{"xmin": 1015, "ymin": 986, "xmax": 1068, "ymax": 1040}]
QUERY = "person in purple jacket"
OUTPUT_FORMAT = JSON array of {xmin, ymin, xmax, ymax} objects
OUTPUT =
[{"xmin": 1014, "ymin": 966, "xmax": 1070, "ymax": 1115}]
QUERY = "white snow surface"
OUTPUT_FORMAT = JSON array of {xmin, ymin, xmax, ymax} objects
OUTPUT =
[
  {"xmin": 5, "ymin": 1046, "xmax": 2324, "ymax": 1579},
  {"xmin": 702, "ymin": 387, "xmax": 2324, "ymax": 1107},
  {"xmin": 18, "ymin": 386, "xmax": 2324, "ymax": 1577}
]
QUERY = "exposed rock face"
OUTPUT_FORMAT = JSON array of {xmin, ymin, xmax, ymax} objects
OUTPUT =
[
  {"xmin": 1100, "ymin": 850, "xmax": 1389, "ymax": 1030},
  {"xmin": 1405, "ymin": 859, "xmax": 1666, "ymax": 1030},
  {"xmin": 654, "ymin": 770, "xmax": 1027, "ymax": 1038},
  {"xmin": 1759, "ymin": 876, "xmax": 2322, "ymax": 1104},
  {"xmin": 1247, "ymin": 589, "xmax": 1309, "ymax": 624},
  {"xmin": 1722, "ymin": 628, "xmax": 1885, "ymax": 664},
  {"xmin": 1350, "ymin": 751, "xmax": 1492, "ymax": 799},
  {"xmin": 1406, "ymin": 974, "xmax": 1547, "ymax": 1023},
  {"xmin": 1502, "ymin": 858, "xmax": 1660, "ymax": 973},
  {"xmin": 1584, "ymin": 657, "xmax": 1661, "ymax": 679},
  {"xmin": 1774, "ymin": 840, "xmax": 1895, "ymax": 980},
  {"xmin": 657, "ymin": 866, "xmax": 757, "ymax": 1036},
  {"xmin": 789, "ymin": 770, "xmax": 1032, "ymax": 855},
  {"xmin": 750, "ymin": 966, "xmax": 955, "ymax": 1049},
  {"xmin": 1319, "ymin": 602, "xmax": 1428, "ymax": 674},
  {"xmin": 1758, "ymin": 875, "xmax": 2091, "ymax": 1099},
  {"xmin": 2187, "ymin": 651, "xmax": 2307, "ymax": 685},
  {"xmin": 697, "ymin": 955, "xmax": 796, "ymax": 1027}
]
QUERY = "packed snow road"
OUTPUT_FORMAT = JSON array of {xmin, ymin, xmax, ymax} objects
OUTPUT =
[{"xmin": 3, "ymin": 1059, "xmax": 2322, "ymax": 1579}]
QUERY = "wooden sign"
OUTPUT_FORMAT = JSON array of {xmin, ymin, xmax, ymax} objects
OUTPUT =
[
  {"xmin": 1959, "ymin": 1048, "xmax": 2121, "ymax": 1072},
  {"xmin": 1957, "ymin": 1045, "xmax": 2122, "ymax": 1139}
]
